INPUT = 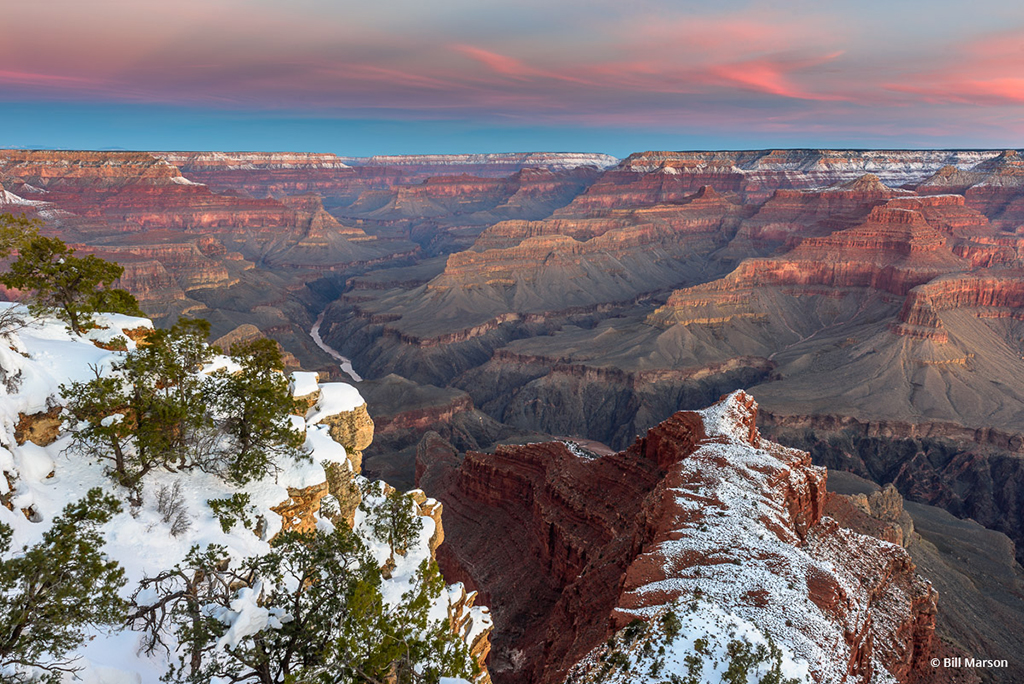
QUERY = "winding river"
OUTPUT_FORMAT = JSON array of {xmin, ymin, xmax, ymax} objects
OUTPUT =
[{"xmin": 310, "ymin": 311, "xmax": 362, "ymax": 382}]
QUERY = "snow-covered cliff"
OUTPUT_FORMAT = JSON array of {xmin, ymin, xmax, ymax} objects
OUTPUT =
[{"xmin": 0, "ymin": 305, "xmax": 490, "ymax": 683}]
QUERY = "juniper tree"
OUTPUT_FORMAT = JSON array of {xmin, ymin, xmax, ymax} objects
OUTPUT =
[
  {"xmin": 362, "ymin": 484, "xmax": 424, "ymax": 558},
  {"xmin": 0, "ymin": 236, "xmax": 139, "ymax": 333},
  {"xmin": 61, "ymin": 319, "xmax": 215, "ymax": 489},
  {"xmin": 130, "ymin": 527, "xmax": 476, "ymax": 684},
  {"xmin": 209, "ymin": 338, "xmax": 306, "ymax": 484},
  {"xmin": 88, "ymin": 287, "xmax": 146, "ymax": 318},
  {"xmin": 0, "ymin": 212, "xmax": 40, "ymax": 259},
  {"xmin": 0, "ymin": 489, "xmax": 126, "ymax": 683}
]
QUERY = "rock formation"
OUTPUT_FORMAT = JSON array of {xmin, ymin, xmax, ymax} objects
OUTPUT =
[{"xmin": 419, "ymin": 392, "xmax": 936, "ymax": 684}]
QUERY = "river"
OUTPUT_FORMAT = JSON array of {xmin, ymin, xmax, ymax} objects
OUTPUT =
[{"xmin": 309, "ymin": 311, "xmax": 362, "ymax": 382}]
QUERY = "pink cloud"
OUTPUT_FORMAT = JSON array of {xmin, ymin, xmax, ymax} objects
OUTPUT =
[
  {"xmin": 880, "ymin": 27, "xmax": 1024, "ymax": 107},
  {"xmin": 450, "ymin": 45, "xmax": 595, "ymax": 86},
  {"xmin": 0, "ymin": 70, "xmax": 102, "ymax": 87},
  {"xmin": 887, "ymin": 79, "xmax": 1024, "ymax": 106},
  {"xmin": 711, "ymin": 54, "xmax": 850, "ymax": 102}
]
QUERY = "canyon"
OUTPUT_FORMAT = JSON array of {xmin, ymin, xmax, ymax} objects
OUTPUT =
[{"xmin": 4, "ymin": 147, "xmax": 1024, "ymax": 681}]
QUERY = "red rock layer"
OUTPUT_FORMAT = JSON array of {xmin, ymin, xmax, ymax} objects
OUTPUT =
[
  {"xmin": 0, "ymin": 151, "xmax": 405, "ymax": 321},
  {"xmin": 419, "ymin": 392, "xmax": 937, "ymax": 684},
  {"xmin": 962, "ymin": 151, "xmax": 1024, "ymax": 229},
  {"xmin": 343, "ymin": 167, "xmax": 599, "ymax": 221},
  {"xmin": 893, "ymin": 271, "xmax": 1024, "ymax": 340},
  {"xmin": 432, "ymin": 187, "xmax": 744, "ymax": 293},
  {"xmin": 733, "ymin": 174, "xmax": 910, "ymax": 249},
  {"xmin": 649, "ymin": 200, "xmax": 970, "ymax": 327},
  {"xmin": 473, "ymin": 185, "xmax": 746, "ymax": 249},
  {"xmin": 154, "ymin": 151, "xmax": 385, "ymax": 202},
  {"xmin": 613, "ymin": 150, "xmax": 1000, "ymax": 203}
]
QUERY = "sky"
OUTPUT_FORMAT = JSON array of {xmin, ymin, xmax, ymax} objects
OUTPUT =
[{"xmin": 2, "ymin": 0, "xmax": 1024, "ymax": 156}]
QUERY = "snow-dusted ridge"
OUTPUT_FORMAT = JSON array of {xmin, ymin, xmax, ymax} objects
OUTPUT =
[
  {"xmin": 0, "ymin": 305, "xmax": 485, "ymax": 683},
  {"xmin": 345, "ymin": 152, "xmax": 620, "ymax": 170},
  {"xmin": 567, "ymin": 391, "xmax": 934, "ymax": 684},
  {"xmin": 153, "ymin": 151, "xmax": 352, "ymax": 171},
  {"xmin": 618, "ymin": 149, "xmax": 1018, "ymax": 187}
]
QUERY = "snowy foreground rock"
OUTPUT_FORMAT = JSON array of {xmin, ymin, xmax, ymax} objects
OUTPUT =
[
  {"xmin": 0, "ymin": 306, "xmax": 489, "ymax": 683},
  {"xmin": 421, "ymin": 391, "xmax": 938, "ymax": 684}
]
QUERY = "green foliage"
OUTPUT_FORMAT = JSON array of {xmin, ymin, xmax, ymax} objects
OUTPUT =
[
  {"xmin": 662, "ymin": 609, "xmax": 682, "ymax": 643},
  {"xmin": 88, "ymin": 287, "xmax": 145, "ymax": 318},
  {"xmin": 62, "ymin": 319, "xmax": 216, "ymax": 489},
  {"xmin": 207, "ymin": 493, "xmax": 254, "ymax": 533},
  {"xmin": 209, "ymin": 338, "xmax": 307, "ymax": 485},
  {"xmin": 0, "ymin": 213, "xmax": 40, "ymax": 259},
  {"xmin": 568, "ymin": 604, "xmax": 802, "ymax": 684},
  {"xmin": 0, "ymin": 488, "xmax": 126, "ymax": 682},
  {"xmin": 0, "ymin": 236, "xmax": 127, "ymax": 333},
  {"xmin": 721, "ymin": 637, "xmax": 799, "ymax": 684},
  {"xmin": 63, "ymin": 320, "xmax": 312, "ymax": 491},
  {"xmin": 361, "ymin": 483, "xmax": 424, "ymax": 558},
  {"xmin": 130, "ymin": 527, "xmax": 475, "ymax": 684},
  {"xmin": 622, "ymin": 618, "xmax": 648, "ymax": 645}
]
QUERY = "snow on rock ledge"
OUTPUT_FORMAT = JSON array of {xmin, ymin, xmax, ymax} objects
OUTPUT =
[
  {"xmin": 420, "ymin": 390, "xmax": 937, "ymax": 684},
  {"xmin": 609, "ymin": 391, "xmax": 936, "ymax": 684},
  {"xmin": 305, "ymin": 380, "xmax": 374, "ymax": 472},
  {"xmin": 0, "ymin": 307, "xmax": 490, "ymax": 683}
]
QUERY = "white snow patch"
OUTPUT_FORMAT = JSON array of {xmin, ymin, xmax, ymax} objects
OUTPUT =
[
  {"xmin": 306, "ymin": 382, "xmax": 364, "ymax": 424},
  {"xmin": 289, "ymin": 371, "xmax": 320, "ymax": 398}
]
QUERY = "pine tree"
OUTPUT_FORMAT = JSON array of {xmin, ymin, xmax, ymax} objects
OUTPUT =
[
  {"xmin": 0, "ymin": 489, "xmax": 126, "ymax": 683},
  {"xmin": 0, "ymin": 236, "xmax": 137, "ymax": 334}
]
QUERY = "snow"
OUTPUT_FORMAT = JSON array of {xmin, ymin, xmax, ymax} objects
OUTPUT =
[
  {"xmin": 0, "ymin": 189, "xmax": 46, "ymax": 206},
  {"xmin": 604, "ymin": 391, "xmax": 906, "ymax": 684},
  {"xmin": 212, "ymin": 581, "xmax": 289, "ymax": 650},
  {"xmin": 0, "ymin": 309, "xmax": 487, "ymax": 683},
  {"xmin": 350, "ymin": 152, "xmax": 620, "ymax": 170},
  {"xmin": 570, "ymin": 601, "xmax": 810, "ymax": 684},
  {"xmin": 306, "ymin": 381, "xmax": 364, "ymax": 424},
  {"xmin": 154, "ymin": 151, "xmax": 352, "ymax": 170},
  {"xmin": 620, "ymin": 150, "xmax": 1013, "ymax": 187},
  {"xmin": 560, "ymin": 440, "xmax": 600, "ymax": 459},
  {"xmin": 697, "ymin": 391, "xmax": 756, "ymax": 443},
  {"xmin": 289, "ymin": 370, "xmax": 320, "ymax": 397}
]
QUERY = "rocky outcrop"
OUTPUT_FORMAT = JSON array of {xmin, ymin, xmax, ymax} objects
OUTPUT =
[
  {"xmin": 893, "ymin": 270, "xmax": 1024, "ymax": 340},
  {"xmin": 759, "ymin": 412, "xmax": 1024, "ymax": 569},
  {"xmin": 13, "ymin": 407, "xmax": 62, "ymax": 447},
  {"xmin": 419, "ymin": 392, "xmax": 936, "ymax": 684},
  {"xmin": 731, "ymin": 174, "xmax": 911, "ymax": 252},
  {"xmin": 825, "ymin": 484, "xmax": 915, "ymax": 548},
  {"xmin": 616, "ymin": 149, "xmax": 1003, "ymax": 201},
  {"xmin": 317, "ymin": 402, "xmax": 373, "ymax": 473},
  {"xmin": 270, "ymin": 482, "xmax": 330, "ymax": 535},
  {"xmin": 86, "ymin": 242, "xmax": 234, "ymax": 291},
  {"xmin": 648, "ymin": 198, "xmax": 970, "ymax": 329}
]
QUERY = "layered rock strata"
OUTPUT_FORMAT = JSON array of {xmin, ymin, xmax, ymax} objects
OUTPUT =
[{"xmin": 419, "ymin": 392, "xmax": 936, "ymax": 684}]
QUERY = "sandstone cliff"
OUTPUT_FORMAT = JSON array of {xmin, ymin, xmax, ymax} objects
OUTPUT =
[{"xmin": 419, "ymin": 391, "xmax": 936, "ymax": 684}]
